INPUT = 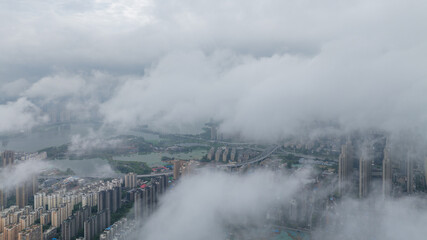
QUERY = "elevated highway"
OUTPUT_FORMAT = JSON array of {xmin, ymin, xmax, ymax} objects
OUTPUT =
[
  {"xmin": 137, "ymin": 172, "xmax": 173, "ymax": 178},
  {"xmin": 39, "ymin": 172, "xmax": 173, "ymax": 180},
  {"xmin": 217, "ymin": 144, "xmax": 279, "ymax": 169}
]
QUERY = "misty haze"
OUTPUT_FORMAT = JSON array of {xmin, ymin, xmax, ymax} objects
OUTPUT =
[{"xmin": 1, "ymin": 0, "xmax": 427, "ymax": 240}]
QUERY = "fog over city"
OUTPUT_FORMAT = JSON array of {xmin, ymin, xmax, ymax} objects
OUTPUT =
[
  {"xmin": 135, "ymin": 169, "xmax": 310, "ymax": 240},
  {"xmin": 1, "ymin": 0, "xmax": 427, "ymax": 240},
  {"xmin": 0, "ymin": 159, "xmax": 50, "ymax": 192},
  {"xmin": 1, "ymin": 0, "xmax": 426, "ymax": 138}
]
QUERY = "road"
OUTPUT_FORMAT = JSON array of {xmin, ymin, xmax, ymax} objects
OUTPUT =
[
  {"xmin": 140, "ymin": 128, "xmax": 259, "ymax": 146},
  {"xmin": 38, "ymin": 175, "xmax": 69, "ymax": 180},
  {"xmin": 39, "ymin": 172, "xmax": 173, "ymax": 180},
  {"xmin": 137, "ymin": 172, "xmax": 173, "ymax": 178}
]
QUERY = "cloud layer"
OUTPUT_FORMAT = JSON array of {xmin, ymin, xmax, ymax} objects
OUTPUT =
[
  {"xmin": 0, "ymin": 98, "xmax": 47, "ymax": 133},
  {"xmin": 314, "ymin": 195, "xmax": 427, "ymax": 240},
  {"xmin": 1, "ymin": 0, "xmax": 426, "ymax": 140},
  {"xmin": 0, "ymin": 159, "xmax": 50, "ymax": 192},
  {"xmin": 134, "ymin": 169, "xmax": 309, "ymax": 240}
]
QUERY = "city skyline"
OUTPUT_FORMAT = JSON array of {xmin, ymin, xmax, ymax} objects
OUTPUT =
[{"xmin": 1, "ymin": 0, "xmax": 427, "ymax": 240}]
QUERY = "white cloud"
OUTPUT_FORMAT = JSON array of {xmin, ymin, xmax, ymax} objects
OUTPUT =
[
  {"xmin": 0, "ymin": 78, "xmax": 30, "ymax": 99},
  {"xmin": 24, "ymin": 73, "xmax": 86, "ymax": 101},
  {"xmin": 134, "ymin": 169, "xmax": 310, "ymax": 240},
  {"xmin": 100, "ymin": 47, "xmax": 427, "ymax": 140},
  {"xmin": 0, "ymin": 98, "xmax": 47, "ymax": 133},
  {"xmin": 0, "ymin": 159, "xmax": 50, "ymax": 192},
  {"xmin": 314, "ymin": 195, "xmax": 427, "ymax": 240},
  {"xmin": 68, "ymin": 129, "xmax": 123, "ymax": 155},
  {"xmin": 0, "ymin": 0, "xmax": 426, "ymax": 140}
]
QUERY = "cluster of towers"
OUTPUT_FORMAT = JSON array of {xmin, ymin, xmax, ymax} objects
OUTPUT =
[
  {"xmin": 338, "ymin": 133, "xmax": 427, "ymax": 198},
  {"xmin": 1, "ymin": 151, "xmax": 39, "ymax": 211},
  {"xmin": 130, "ymin": 175, "xmax": 168, "ymax": 220},
  {"xmin": 207, "ymin": 146, "xmax": 252, "ymax": 163}
]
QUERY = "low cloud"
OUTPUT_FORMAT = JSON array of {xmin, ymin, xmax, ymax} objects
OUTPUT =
[
  {"xmin": 68, "ymin": 129, "xmax": 123, "ymax": 156},
  {"xmin": 0, "ymin": 98, "xmax": 47, "ymax": 133},
  {"xmin": 0, "ymin": 159, "xmax": 50, "ymax": 192},
  {"xmin": 0, "ymin": 78, "xmax": 30, "ymax": 100},
  {"xmin": 0, "ymin": 0, "xmax": 426, "ymax": 141},
  {"xmin": 130, "ymin": 168, "xmax": 427, "ymax": 240},
  {"xmin": 24, "ymin": 73, "xmax": 86, "ymax": 101},
  {"xmin": 314, "ymin": 194, "xmax": 427, "ymax": 240},
  {"xmin": 134, "ymin": 168, "xmax": 310, "ymax": 240},
  {"xmin": 88, "ymin": 162, "xmax": 119, "ymax": 178},
  {"xmin": 100, "ymin": 49, "xmax": 427, "ymax": 141}
]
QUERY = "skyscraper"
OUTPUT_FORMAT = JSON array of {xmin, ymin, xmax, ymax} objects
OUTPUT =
[
  {"xmin": 214, "ymin": 148, "xmax": 223, "ymax": 162},
  {"xmin": 31, "ymin": 175, "xmax": 39, "ymax": 198},
  {"xmin": 1, "ymin": 151, "xmax": 14, "ymax": 167},
  {"xmin": 173, "ymin": 160, "xmax": 182, "ymax": 180},
  {"xmin": 4, "ymin": 224, "xmax": 19, "ymax": 240},
  {"xmin": 207, "ymin": 147, "xmax": 215, "ymax": 161},
  {"xmin": 359, "ymin": 154, "xmax": 371, "ymax": 198},
  {"xmin": 222, "ymin": 147, "xmax": 229, "ymax": 162},
  {"xmin": 124, "ymin": 173, "xmax": 137, "ymax": 188},
  {"xmin": 97, "ymin": 190, "xmax": 106, "ymax": 213},
  {"xmin": 16, "ymin": 184, "xmax": 28, "ymax": 208},
  {"xmin": 51, "ymin": 208, "xmax": 61, "ymax": 228},
  {"xmin": 0, "ymin": 190, "xmax": 7, "ymax": 210},
  {"xmin": 424, "ymin": 157, "xmax": 427, "ymax": 188},
  {"xmin": 84, "ymin": 210, "xmax": 110, "ymax": 240},
  {"xmin": 210, "ymin": 126, "xmax": 217, "ymax": 140},
  {"xmin": 230, "ymin": 148, "xmax": 237, "ymax": 162},
  {"xmin": 382, "ymin": 143, "xmax": 392, "ymax": 197},
  {"xmin": 407, "ymin": 157, "xmax": 414, "ymax": 194},
  {"xmin": 97, "ymin": 187, "xmax": 121, "ymax": 214},
  {"xmin": 338, "ymin": 139, "xmax": 354, "ymax": 195}
]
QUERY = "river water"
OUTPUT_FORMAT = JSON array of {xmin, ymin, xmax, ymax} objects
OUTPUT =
[
  {"xmin": 0, "ymin": 123, "xmax": 159, "ymax": 152},
  {"xmin": 0, "ymin": 123, "xmax": 204, "ymax": 176}
]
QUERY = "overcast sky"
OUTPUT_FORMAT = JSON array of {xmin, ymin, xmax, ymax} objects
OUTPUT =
[
  {"xmin": 2, "ymin": 2, "xmax": 427, "ymax": 239},
  {"xmin": 1, "ymin": 0, "xmax": 426, "ymax": 140}
]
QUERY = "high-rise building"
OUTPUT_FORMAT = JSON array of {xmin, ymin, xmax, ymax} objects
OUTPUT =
[
  {"xmin": 51, "ymin": 208, "xmax": 61, "ymax": 228},
  {"xmin": 424, "ymin": 157, "xmax": 427, "ymax": 188},
  {"xmin": 338, "ymin": 140, "xmax": 354, "ymax": 195},
  {"xmin": 124, "ymin": 173, "xmax": 137, "ymax": 188},
  {"xmin": 222, "ymin": 147, "xmax": 229, "ymax": 163},
  {"xmin": 0, "ymin": 190, "xmax": 7, "ymax": 210},
  {"xmin": 97, "ymin": 191, "xmax": 106, "ymax": 213},
  {"xmin": 359, "ymin": 154, "xmax": 371, "ymax": 198},
  {"xmin": 407, "ymin": 157, "xmax": 414, "ymax": 194},
  {"xmin": 4, "ymin": 224, "xmax": 19, "ymax": 240},
  {"xmin": 214, "ymin": 148, "xmax": 223, "ymax": 162},
  {"xmin": 40, "ymin": 213, "xmax": 50, "ymax": 226},
  {"xmin": 30, "ymin": 176, "xmax": 39, "ymax": 198},
  {"xmin": 134, "ymin": 188, "xmax": 148, "ymax": 220},
  {"xmin": 382, "ymin": 143, "xmax": 392, "ymax": 197},
  {"xmin": 62, "ymin": 216, "xmax": 78, "ymax": 240},
  {"xmin": 2, "ymin": 151, "xmax": 14, "ymax": 167},
  {"xmin": 97, "ymin": 187, "xmax": 121, "ymax": 214},
  {"xmin": 18, "ymin": 224, "xmax": 42, "ymax": 240},
  {"xmin": 34, "ymin": 193, "xmax": 44, "ymax": 210},
  {"xmin": 82, "ymin": 193, "xmax": 96, "ymax": 208},
  {"xmin": 60, "ymin": 204, "xmax": 68, "ymax": 223},
  {"xmin": 43, "ymin": 226, "xmax": 57, "ymax": 240},
  {"xmin": 84, "ymin": 210, "xmax": 109, "ymax": 240},
  {"xmin": 173, "ymin": 161, "xmax": 182, "ymax": 180},
  {"xmin": 207, "ymin": 147, "xmax": 215, "ymax": 161},
  {"xmin": 210, "ymin": 126, "xmax": 217, "ymax": 140},
  {"xmin": 111, "ymin": 187, "xmax": 121, "ymax": 213},
  {"xmin": 230, "ymin": 148, "xmax": 237, "ymax": 162},
  {"xmin": 16, "ymin": 185, "xmax": 28, "ymax": 208}
]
